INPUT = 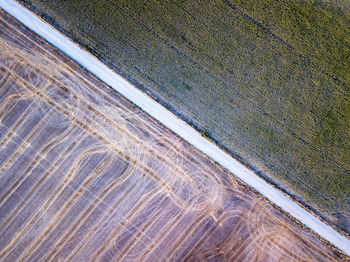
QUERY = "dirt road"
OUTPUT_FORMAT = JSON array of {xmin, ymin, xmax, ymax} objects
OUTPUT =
[{"xmin": 0, "ymin": 10, "xmax": 346, "ymax": 261}]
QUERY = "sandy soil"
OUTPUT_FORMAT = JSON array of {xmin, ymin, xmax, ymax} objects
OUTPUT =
[{"xmin": 0, "ymin": 10, "xmax": 346, "ymax": 261}]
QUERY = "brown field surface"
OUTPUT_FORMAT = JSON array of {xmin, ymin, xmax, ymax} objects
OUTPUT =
[{"xmin": 0, "ymin": 10, "xmax": 346, "ymax": 261}]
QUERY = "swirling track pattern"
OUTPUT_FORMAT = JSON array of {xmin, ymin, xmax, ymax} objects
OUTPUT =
[{"xmin": 0, "ymin": 10, "xmax": 346, "ymax": 262}]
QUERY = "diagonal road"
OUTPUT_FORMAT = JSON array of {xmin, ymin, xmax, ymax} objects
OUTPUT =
[{"xmin": 0, "ymin": 0, "xmax": 349, "ymax": 257}]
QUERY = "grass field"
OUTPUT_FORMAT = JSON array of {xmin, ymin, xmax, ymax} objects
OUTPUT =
[
  {"xmin": 0, "ymin": 10, "xmax": 346, "ymax": 260},
  {"xmin": 15, "ymin": 0, "xmax": 350, "ymax": 235}
]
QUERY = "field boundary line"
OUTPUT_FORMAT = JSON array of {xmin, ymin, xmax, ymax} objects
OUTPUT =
[{"xmin": 1, "ymin": 0, "xmax": 349, "ymax": 256}]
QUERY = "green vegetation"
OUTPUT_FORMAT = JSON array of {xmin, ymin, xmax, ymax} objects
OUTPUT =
[
  {"xmin": 18, "ymin": 0, "xmax": 350, "ymax": 234},
  {"xmin": 231, "ymin": 0, "xmax": 350, "ymax": 85},
  {"xmin": 200, "ymin": 130, "xmax": 213, "ymax": 140}
]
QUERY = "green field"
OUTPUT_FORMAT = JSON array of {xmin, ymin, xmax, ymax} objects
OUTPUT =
[{"xmin": 16, "ymin": 0, "xmax": 350, "ymax": 234}]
